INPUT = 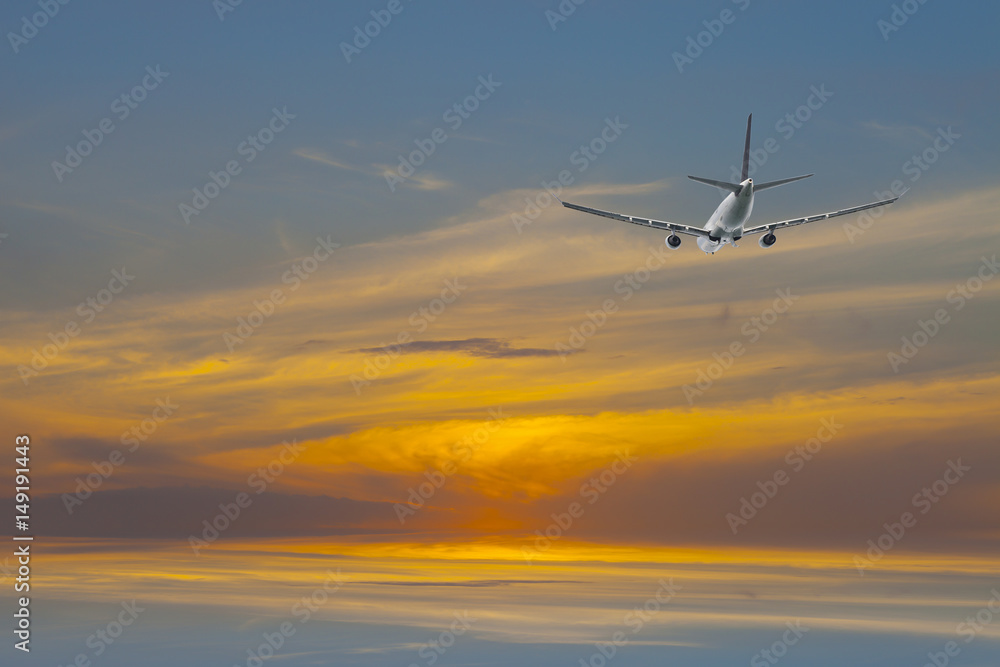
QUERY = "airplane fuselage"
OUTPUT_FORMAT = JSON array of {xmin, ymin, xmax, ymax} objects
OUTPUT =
[{"xmin": 697, "ymin": 178, "xmax": 754, "ymax": 253}]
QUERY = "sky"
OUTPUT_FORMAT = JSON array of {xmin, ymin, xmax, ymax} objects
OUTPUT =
[{"xmin": 1, "ymin": 1, "xmax": 999, "ymax": 665}]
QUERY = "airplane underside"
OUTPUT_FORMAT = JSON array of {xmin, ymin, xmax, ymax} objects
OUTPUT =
[{"xmin": 696, "ymin": 235, "xmax": 732, "ymax": 254}]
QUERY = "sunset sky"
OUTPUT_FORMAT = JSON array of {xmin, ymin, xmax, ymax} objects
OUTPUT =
[{"xmin": 2, "ymin": 1, "xmax": 998, "ymax": 665}]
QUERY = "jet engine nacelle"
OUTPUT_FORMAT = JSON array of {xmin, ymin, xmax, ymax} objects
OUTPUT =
[
  {"xmin": 665, "ymin": 234, "xmax": 682, "ymax": 249},
  {"xmin": 758, "ymin": 233, "xmax": 776, "ymax": 248}
]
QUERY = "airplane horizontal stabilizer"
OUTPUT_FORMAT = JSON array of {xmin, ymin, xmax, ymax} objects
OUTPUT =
[
  {"xmin": 753, "ymin": 174, "xmax": 813, "ymax": 192},
  {"xmin": 687, "ymin": 175, "xmax": 742, "ymax": 193}
]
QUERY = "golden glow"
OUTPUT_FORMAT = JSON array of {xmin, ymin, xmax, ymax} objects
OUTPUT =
[{"xmin": 1, "ymin": 186, "xmax": 998, "ymax": 547}]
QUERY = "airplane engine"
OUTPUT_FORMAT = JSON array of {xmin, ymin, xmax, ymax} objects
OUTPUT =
[
  {"xmin": 666, "ymin": 234, "xmax": 682, "ymax": 249},
  {"xmin": 758, "ymin": 233, "xmax": 776, "ymax": 248}
]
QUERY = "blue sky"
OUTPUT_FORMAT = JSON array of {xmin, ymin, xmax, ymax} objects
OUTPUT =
[{"xmin": 2, "ymin": 0, "xmax": 998, "ymax": 308}]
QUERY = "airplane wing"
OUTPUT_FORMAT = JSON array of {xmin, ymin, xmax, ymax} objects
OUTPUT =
[
  {"xmin": 559, "ymin": 199, "xmax": 711, "ymax": 238},
  {"xmin": 742, "ymin": 195, "xmax": 900, "ymax": 236}
]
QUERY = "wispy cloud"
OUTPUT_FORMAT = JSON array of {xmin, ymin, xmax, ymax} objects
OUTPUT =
[
  {"xmin": 859, "ymin": 120, "xmax": 934, "ymax": 142},
  {"xmin": 352, "ymin": 579, "xmax": 587, "ymax": 587},
  {"xmin": 572, "ymin": 179, "xmax": 673, "ymax": 196},
  {"xmin": 293, "ymin": 147, "xmax": 378, "ymax": 175},
  {"xmin": 352, "ymin": 338, "xmax": 566, "ymax": 358},
  {"xmin": 293, "ymin": 148, "xmax": 456, "ymax": 191},
  {"xmin": 452, "ymin": 134, "xmax": 503, "ymax": 145},
  {"xmin": 405, "ymin": 172, "xmax": 455, "ymax": 191},
  {"xmin": 372, "ymin": 164, "xmax": 455, "ymax": 191}
]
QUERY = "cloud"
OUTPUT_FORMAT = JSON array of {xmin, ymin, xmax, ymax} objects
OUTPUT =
[
  {"xmin": 293, "ymin": 147, "xmax": 377, "ymax": 175},
  {"xmin": 572, "ymin": 179, "xmax": 673, "ymax": 196},
  {"xmin": 22, "ymin": 486, "xmax": 398, "ymax": 538},
  {"xmin": 295, "ymin": 146, "xmax": 457, "ymax": 191},
  {"xmin": 406, "ymin": 172, "xmax": 455, "ymax": 191},
  {"xmin": 451, "ymin": 134, "xmax": 502, "ymax": 145},
  {"xmin": 518, "ymin": 428, "xmax": 999, "ymax": 552},
  {"xmin": 860, "ymin": 120, "xmax": 934, "ymax": 142},
  {"xmin": 351, "ymin": 338, "xmax": 566, "ymax": 358},
  {"xmin": 351, "ymin": 579, "xmax": 587, "ymax": 587},
  {"xmin": 2, "ymin": 185, "xmax": 998, "ymax": 555},
  {"xmin": 373, "ymin": 165, "xmax": 455, "ymax": 191}
]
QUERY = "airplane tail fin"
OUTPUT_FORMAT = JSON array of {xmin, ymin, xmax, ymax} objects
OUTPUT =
[
  {"xmin": 687, "ymin": 175, "xmax": 741, "ymax": 193},
  {"xmin": 753, "ymin": 174, "xmax": 813, "ymax": 191},
  {"xmin": 741, "ymin": 113, "xmax": 752, "ymax": 181},
  {"xmin": 689, "ymin": 115, "xmax": 810, "ymax": 194}
]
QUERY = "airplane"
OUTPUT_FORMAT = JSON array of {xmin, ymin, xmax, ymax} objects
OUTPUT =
[{"xmin": 558, "ymin": 114, "xmax": 901, "ymax": 254}]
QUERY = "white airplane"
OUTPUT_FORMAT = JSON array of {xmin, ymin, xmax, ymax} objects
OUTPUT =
[{"xmin": 559, "ymin": 114, "xmax": 900, "ymax": 254}]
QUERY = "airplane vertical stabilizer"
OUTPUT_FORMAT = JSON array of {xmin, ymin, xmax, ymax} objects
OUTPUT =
[{"xmin": 741, "ymin": 113, "xmax": 752, "ymax": 181}]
